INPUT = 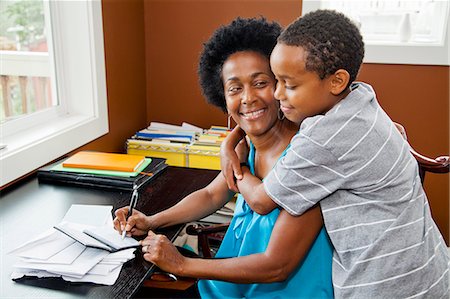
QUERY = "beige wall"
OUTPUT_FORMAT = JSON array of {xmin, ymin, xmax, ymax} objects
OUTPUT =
[{"xmin": 86, "ymin": 0, "xmax": 449, "ymax": 243}]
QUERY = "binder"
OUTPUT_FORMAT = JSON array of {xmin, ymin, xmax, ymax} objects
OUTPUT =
[{"xmin": 37, "ymin": 156, "xmax": 168, "ymax": 191}]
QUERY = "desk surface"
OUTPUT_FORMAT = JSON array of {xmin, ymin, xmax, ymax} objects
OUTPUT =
[{"xmin": 0, "ymin": 166, "xmax": 219, "ymax": 298}]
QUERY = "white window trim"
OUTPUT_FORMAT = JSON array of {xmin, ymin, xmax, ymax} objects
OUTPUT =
[
  {"xmin": 302, "ymin": 1, "xmax": 450, "ymax": 66},
  {"xmin": 0, "ymin": 0, "xmax": 108, "ymax": 187}
]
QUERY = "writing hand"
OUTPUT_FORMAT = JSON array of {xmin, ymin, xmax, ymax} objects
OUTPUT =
[{"xmin": 113, "ymin": 207, "xmax": 151, "ymax": 236}]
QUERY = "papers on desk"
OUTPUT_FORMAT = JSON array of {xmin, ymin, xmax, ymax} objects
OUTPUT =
[{"xmin": 9, "ymin": 204, "xmax": 137, "ymax": 285}]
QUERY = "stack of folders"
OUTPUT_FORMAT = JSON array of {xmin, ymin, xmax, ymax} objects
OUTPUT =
[
  {"xmin": 194, "ymin": 126, "xmax": 231, "ymax": 147},
  {"xmin": 37, "ymin": 151, "xmax": 168, "ymax": 190},
  {"xmin": 10, "ymin": 204, "xmax": 139, "ymax": 285},
  {"xmin": 131, "ymin": 122, "xmax": 230, "ymax": 148},
  {"xmin": 133, "ymin": 122, "xmax": 203, "ymax": 144}
]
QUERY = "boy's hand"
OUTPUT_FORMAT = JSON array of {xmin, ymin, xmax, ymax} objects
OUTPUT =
[
  {"xmin": 235, "ymin": 138, "xmax": 249, "ymax": 164},
  {"xmin": 113, "ymin": 207, "xmax": 152, "ymax": 237},
  {"xmin": 220, "ymin": 141, "xmax": 241, "ymax": 193},
  {"xmin": 220, "ymin": 126, "xmax": 246, "ymax": 192}
]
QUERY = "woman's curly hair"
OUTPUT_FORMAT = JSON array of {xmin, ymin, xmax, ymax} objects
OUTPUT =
[
  {"xmin": 279, "ymin": 10, "xmax": 364, "ymax": 86},
  {"xmin": 198, "ymin": 17, "xmax": 281, "ymax": 112}
]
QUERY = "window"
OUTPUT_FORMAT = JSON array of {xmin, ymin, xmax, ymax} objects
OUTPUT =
[
  {"xmin": 302, "ymin": 0, "xmax": 450, "ymax": 65},
  {"xmin": 0, "ymin": 1, "xmax": 108, "ymax": 187}
]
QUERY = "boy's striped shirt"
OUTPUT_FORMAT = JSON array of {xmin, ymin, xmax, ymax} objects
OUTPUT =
[{"xmin": 264, "ymin": 82, "xmax": 449, "ymax": 298}]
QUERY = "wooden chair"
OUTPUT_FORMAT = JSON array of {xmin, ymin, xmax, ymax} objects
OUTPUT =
[{"xmin": 394, "ymin": 123, "xmax": 449, "ymax": 182}]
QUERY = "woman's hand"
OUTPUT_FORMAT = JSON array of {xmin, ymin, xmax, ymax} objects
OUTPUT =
[
  {"xmin": 141, "ymin": 231, "xmax": 186, "ymax": 275},
  {"xmin": 113, "ymin": 207, "xmax": 152, "ymax": 237}
]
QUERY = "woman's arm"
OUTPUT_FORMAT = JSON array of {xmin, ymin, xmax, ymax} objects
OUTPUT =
[
  {"xmin": 114, "ymin": 173, "xmax": 235, "ymax": 235},
  {"xmin": 149, "ymin": 173, "xmax": 235, "ymax": 228},
  {"xmin": 141, "ymin": 205, "xmax": 323, "ymax": 283}
]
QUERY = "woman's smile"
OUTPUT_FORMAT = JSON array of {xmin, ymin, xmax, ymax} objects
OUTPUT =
[{"xmin": 240, "ymin": 108, "xmax": 267, "ymax": 120}]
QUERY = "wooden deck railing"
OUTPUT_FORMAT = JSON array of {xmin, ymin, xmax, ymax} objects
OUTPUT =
[{"xmin": 0, "ymin": 50, "xmax": 52, "ymax": 119}]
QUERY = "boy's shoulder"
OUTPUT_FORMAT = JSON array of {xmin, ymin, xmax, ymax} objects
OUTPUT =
[{"xmin": 299, "ymin": 82, "xmax": 377, "ymax": 144}]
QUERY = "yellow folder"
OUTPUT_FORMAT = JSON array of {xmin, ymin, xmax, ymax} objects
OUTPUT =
[{"xmin": 62, "ymin": 151, "xmax": 146, "ymax": 172}]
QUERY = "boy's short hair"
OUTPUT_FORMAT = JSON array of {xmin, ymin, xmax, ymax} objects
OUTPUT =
[
  {"xmin": 198, "ymin": 17, "xmax": 281, "ymax": 112},
  {"xmin": 279, "ymin": 10, "xmax": 364, "ymax": 86}
]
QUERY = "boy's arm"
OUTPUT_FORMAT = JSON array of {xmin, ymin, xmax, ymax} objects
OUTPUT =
[
  {"xmin": 236, "ymin": 165, "xmax": 277, "ymax": 214},
  {"xmin": 220, "ymin": 125, "xmax": 246, "ymax": 192}
]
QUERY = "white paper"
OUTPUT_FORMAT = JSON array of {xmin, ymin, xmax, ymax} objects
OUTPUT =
[
  {"xmin": 22, "ymin": 242, "xmax": 85, "ymax": 264},
  {"xmin": 10, "ymin": 205, "xmax": 136, "ymax": 286},
  {"xmin": 62, "ymin": 264, "xmax": 123, "ymax": 286},
  {"xmin": 17, "ymin": 232, "xmax": 75, "ymax": 260},
  {"xmin": 84, "ymin": 225, "xmax": 139, "ymax": 251},
  {"xmin": 62, "ymin": 204, "xmax": 113, "ymax": 226},
  {"xmin": 9, "ymin": 229, "xmax": 59, "ymax": 254},
  {"xmin": 14, "ymin": 247, "xmax": 109, "ymax": 277},
  {"xmin": 54, "ymin": 222, "xmax": 113, "ymax": 252},
  {"xmin": 86, "ymin": 263, "xmax": 121, "ymax": 275}
]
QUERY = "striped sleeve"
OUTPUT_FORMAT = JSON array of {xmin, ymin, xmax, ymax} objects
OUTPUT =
[{"xmin": 264, "ymin": 133, "xmax": 346, "ymax": 216}]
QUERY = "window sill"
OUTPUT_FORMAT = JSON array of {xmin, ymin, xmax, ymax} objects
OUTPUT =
[{"xmin": 0, "ymin": 113, "xmax": 108, "ymax": 187}]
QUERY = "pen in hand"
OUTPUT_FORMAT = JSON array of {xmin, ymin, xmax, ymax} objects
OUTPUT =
[{"xmin": 122, "ymin": 187, "xmax": 139, "ymax": 239}]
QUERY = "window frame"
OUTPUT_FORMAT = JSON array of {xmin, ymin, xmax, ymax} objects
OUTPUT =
[
  {"xmin": 302, "ymin": 0, "xmax": 450, "ymax": 66},
  {"xmin": 0, "ymin": 0, "xmax": 108, "ymax": 187}
]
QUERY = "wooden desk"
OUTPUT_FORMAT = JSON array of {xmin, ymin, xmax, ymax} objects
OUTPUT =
[{"xmin": 0, "ymin": 166, "xmax": 219, "ymax": 298}]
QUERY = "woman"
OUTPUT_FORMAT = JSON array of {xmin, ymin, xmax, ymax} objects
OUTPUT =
[{"xmin": 114, "ymin": 17, "xmax": 333, "ymax": 298}]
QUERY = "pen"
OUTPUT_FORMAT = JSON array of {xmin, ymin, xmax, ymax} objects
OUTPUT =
[{"xmin": 122, "ymin": 186, "xmax": 139, "ymax": 239}]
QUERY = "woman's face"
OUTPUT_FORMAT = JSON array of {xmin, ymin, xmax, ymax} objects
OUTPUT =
[{"xmin": 222, "ymin": 51, "xmax": 278, "ymax": 137}]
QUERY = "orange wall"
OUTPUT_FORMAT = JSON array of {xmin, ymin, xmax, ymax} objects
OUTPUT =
[
  {"xmin": 89, "ymin": 0, "xmax": 448, "ymax": 243},
  {"xmin": 79, "ymin": 0, "xmax": 148, "ymax": 153},
  {"xmin": 144, "ymin": 0, "xmax": 301, "ymax": 128}
]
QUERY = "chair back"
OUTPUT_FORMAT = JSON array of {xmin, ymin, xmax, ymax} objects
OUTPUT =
[{"xmin": 394, "ymin": 122, "xmax": 449, "ymax": 183}]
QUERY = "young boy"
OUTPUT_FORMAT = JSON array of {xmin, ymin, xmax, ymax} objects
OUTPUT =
[{"xmin": 222, "ymin": 10, "xmax": 449, "ymax": 298}]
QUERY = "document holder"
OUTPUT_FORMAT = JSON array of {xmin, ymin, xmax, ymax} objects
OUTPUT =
[{"xmin": 37, "ymin": 156, "xmax": 168, "ymax": 191}]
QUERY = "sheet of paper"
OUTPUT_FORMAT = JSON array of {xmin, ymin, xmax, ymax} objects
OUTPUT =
[
  {"xmin": 84, "ymin": 225, "xmax": 139, "ymax": 251},
  {"xmin": 54, "ymin": 221, "xmax": 114, "ymax": 252},
  {"xmin": 9, "ymin": 229, "xmax": 59, "ymax": 254},
  {"xmin": 21, "ymin": 242, "xmax": 86, "ymax": 264},
  {"xmin": 62, "ymin": 204, "xmax": 113, "ymax": 226},
  {"xmin": 14, "ymin": 247, "xmax": 109, "ymax": 277},
  {"xmin": 17, "ymin": 232, "xmax": 75, "ymax": 260},
  {"xmin": 62, "ymin": 264, "xmax": 123, "ymax": 286},
  {"xmin": 86, "ymin": 263, "xmax": 121, "ymax": 275}
]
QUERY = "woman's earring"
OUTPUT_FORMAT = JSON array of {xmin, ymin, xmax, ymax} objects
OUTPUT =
[
  {"xmin": 227, "ymin": 114, "xmax": 232, "ymax": 129},
  {"xmin": 277, "ymin": 108, "xmax": 285, "ymax": 120}
]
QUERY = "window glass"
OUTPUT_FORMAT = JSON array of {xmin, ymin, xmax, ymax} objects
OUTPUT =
[
  {"xmin": 318, "ymin": 0, "xmax": 448, "ymax": 45},
  {"xmin": 302, "ymin": 0, "xmax": 450, "ymax": 65},
  {"xmin": 0, "ymin": 0, "xmax": 56, "ymax": 122}
]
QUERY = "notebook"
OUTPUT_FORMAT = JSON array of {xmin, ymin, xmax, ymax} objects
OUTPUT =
[
  {"xmin": 63, "ymin": 151, "xmax": 146, "ymax": 172},
  {"xmin": 54, "ymin": 222, "xmax": 139, "ymax": 252}
]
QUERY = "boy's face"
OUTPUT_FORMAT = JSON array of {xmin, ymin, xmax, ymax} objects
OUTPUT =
[
  {"xmin": 222, "ymin": 51, "xmax": 279, "ymax": 137},
  {"xmin": 270, "ymin": 43, "xmax": 337, "ymax": 125}
]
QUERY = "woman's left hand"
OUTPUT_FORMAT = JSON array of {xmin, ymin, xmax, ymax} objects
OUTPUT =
[{"xmin": 140, "ymin": 231, "xmax": 186, "ymax": 275}]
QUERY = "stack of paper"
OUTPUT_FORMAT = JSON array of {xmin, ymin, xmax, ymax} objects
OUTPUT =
[{"xmin": 9, "ymin": 205, "xmax": 137, "ymax": 285}]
